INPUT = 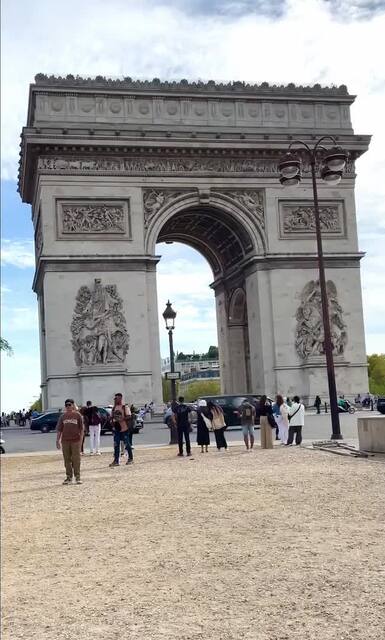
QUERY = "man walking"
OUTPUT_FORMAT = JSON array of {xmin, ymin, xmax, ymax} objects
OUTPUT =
[
  {"xmin": 286, "ymin": 395, "xmax": 305, "ymax": 446},
  {"xmin": 85, "ymin": 401, "xmax": 101, "ymax": 455},
  {"xmin": 174, "ymin": 396, "xmax": 192, "ymax": 457},
  {"xmin": 240, "ymin": 399, "xmax": 256, "ymax": 450},
  {"xmin": 109, "ymin": 393, "xmax": 133, "ymax": 467},
  {"xmin": 56, "ymin": 399, "xmax": 84, "ymax": 484}
]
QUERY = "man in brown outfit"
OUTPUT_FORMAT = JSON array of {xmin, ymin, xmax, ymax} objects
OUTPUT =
[{"xmin": 56, "ymin": 399, "xmax": 84, "ymax": 484}]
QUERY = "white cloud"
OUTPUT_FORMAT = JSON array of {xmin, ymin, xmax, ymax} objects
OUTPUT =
[
  {"xmin": 1, "ymin": 0, "xmax": 384, "ymax": 375},
  {"xmin": 1, "ymin": 305, "xmax": 39, "ymax": 332},
  {"xmin": 1, "ymin": 239, "xmax": 35, "ymax": 268},
  {"xmin": 1, "ymin": 351, "xmax": 41, "ymax": 412}
]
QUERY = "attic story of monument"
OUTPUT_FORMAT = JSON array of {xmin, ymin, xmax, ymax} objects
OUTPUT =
[{"xmin": 18, "ymin": 75, "xmax": 370, "ymax": 409}]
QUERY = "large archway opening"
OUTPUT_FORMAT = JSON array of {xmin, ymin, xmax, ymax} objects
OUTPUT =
[{"xmin": 155, "ymin": 204, "xmax": 253, "ymax": 397}]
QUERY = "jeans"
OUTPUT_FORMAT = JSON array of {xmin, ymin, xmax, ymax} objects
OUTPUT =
[
  {"xmin": 177, "ymin": 424, "xmax": 191, "ymax": 455},
  {"xmin": 286, "ymin": 425, "xmax": 303, "ymax": 445},
  {"xmin": 113, "ymin": 430, "xmax": 133, "ymax": 463}
]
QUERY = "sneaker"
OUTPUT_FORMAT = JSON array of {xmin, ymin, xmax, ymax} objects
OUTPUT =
[
  {"xmin": 109, "ymin": 461, "xmax": 120, "ymax": 467},
  {"xmin": 63, "ymin": 478, "xmax": 72, "ymax": 485},
  {"xmin": 125, "ymin": 459, "xmax": 134, "ymax": 465},
  {"xmin": 96, "ymin": 451, "xmax": 101, "ymax": 455},
  {"xmin": 89, "ymin": 452, "xmax": 94, "ymax": 456},
  {"xmin": 177, "ymin": 453, "xmax": 184, "ymax": 457},
  {"xmin": 186, "ymin": 452, "xmax": 192, "ymax": 457},
  {"xmin": 76, "ymin": 479, "xmax": 83, "ymax": 485}
]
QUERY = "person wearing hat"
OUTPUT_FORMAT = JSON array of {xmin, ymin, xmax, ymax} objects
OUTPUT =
[{"xmin": 196, "ymin": 399, "xmax": 211, "ymax": 453}]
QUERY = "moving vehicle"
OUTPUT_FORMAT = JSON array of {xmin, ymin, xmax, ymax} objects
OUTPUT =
[
  {"xmin": 376, "ymin": 397, "xmax": 385, "ymax": 415},
  {"xmin": 197, "ymin": 395, "xmax": 264, "ymax": 428},
  {"xmin": 337, "ymin": 399, "xmax": 356, "ymax": 414}
]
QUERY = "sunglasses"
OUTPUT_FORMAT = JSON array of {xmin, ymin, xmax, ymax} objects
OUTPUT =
[{"xmin": 65, "ymin": 403, "xmax": 73, "ymax": 407}]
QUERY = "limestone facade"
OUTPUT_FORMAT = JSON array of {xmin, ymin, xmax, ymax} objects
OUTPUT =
[{"xmin": 19, "ymin": 76, "xmax": 370, "ymax": 408}]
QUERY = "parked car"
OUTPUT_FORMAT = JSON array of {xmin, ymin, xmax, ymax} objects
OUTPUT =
[
  {"xmin": 197, "ymin": 395, "xmax": 265, "ymax": 428},
  {"xmin": 377, "ymin": 397, "xmax": 385, "ymax": 415},
  {"xmin": 30, "ymin": 411, "xmax": 62, "ymax": 433},
  {"xmin": 0, "ymin": 433, "xmax": 5, "ymax": 454}
]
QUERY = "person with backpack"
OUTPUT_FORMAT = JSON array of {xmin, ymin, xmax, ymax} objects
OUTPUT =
[
  {"xmin": 174, "ymin": 396, "xmax": 192, "ymax": 457},
  {"xmin": 240, "ymin": 399, "xmax": 256, "ymax": 450},
  {"xmin": 85, "ymin": 401, "xmax": 101, "ymax": 455},
  {"xmin": 109, "ymin": 393, "xmax": 133, "ymax": 467}
]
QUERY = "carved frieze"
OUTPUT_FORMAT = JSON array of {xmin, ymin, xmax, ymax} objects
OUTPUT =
[
  {"xmin": 57, "ymin": 200, "xmax": 130, "ymax": 239},
  {"xmin": 279, "ymin": 201, "xmax": 345, "ymax": 238},
  {"xmin": 37, "ymin": 155, "xmax": 355, "ymax": 178},
  {"xmin": 142, "ymin": 189, "xmax": 193, "ymax": 228},
  {"xmin": 295, "ymin": 280, "xmax": 347, "ymax": 360},
  {"xmin": 71, "ymin": 278, "xmax": 129, "ymax": 367},
  {"xmin": 35, "ymin": 223, "xmax": 43, "ymax": 256}
]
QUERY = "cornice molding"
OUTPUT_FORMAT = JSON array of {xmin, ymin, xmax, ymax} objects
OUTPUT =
[{"xmin": 33, "ymin": 74, "xmax": 351, "ymax": 98}]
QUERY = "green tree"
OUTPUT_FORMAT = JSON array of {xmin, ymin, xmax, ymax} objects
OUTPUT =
[
  {"xmin": 0, "ymin": 337, "xmax": 13, "ymax": 356},
  {"xmin": 367, "ymin": 354, "xmax": 385, "ymax": 396},
  {"xmin": 30, "ymin": 395, "xmax": 42, "ymax": 412},
  {"xmin": 206, "ymin": 345, "xmax": 219, "ymax": 360}
]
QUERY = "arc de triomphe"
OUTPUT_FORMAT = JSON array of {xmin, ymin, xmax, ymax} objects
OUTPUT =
[{"xmin": 18, "ymin": 75, "xmax": 370, "ymax": 409}]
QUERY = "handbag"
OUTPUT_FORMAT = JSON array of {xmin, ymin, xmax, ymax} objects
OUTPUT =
[
  {"xmin": 202, "ymin": 414, "xmax": 213, "ymax": 431},
  {"xmin": 267, "ymin": 413, "xmax": 277, "ymax": 429}
]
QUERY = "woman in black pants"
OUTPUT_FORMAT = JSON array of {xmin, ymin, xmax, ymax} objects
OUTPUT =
[{"xmin": 207, "ymin": 401, "xmax": 227, "ymax": 451}]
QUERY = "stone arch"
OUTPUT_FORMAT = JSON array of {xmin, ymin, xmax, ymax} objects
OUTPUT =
[
  {"xmin": 145, "ymin": 190, "xmax": 266, "ymax": 278},
  {"xmin": 228, "ymin": 287, "xmax": 247, "ymax": 325}
]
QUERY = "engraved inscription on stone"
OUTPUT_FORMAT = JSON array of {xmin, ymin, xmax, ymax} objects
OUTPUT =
[
  {"xmin": 71, "ymin": 278, "xmax": 130, "ymax": 367},
  {"xmin": 57, "ymin": 200, "xmax": 130, "ymax": 238},
  {"xmin": 279, "ymin": 201, "xmax": 344, "ymax": 237},
  {"xmin": 295, "ymin": 280, "xmax": 347, "ymax": 360}
]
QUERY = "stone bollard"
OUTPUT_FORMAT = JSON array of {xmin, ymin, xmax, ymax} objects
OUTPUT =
[{"xmin": 357, "ymin": 416, "xmax": 385, "ymax": 453}]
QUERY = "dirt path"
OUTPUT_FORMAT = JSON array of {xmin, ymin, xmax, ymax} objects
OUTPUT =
[{"xmin": 2, "ymin": 446, "xmax": 385, "ymax": 639}]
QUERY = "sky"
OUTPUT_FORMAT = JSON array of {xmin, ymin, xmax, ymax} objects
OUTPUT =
[{"xmin": 1, "ymin": 0, "xmax": 384, "ymax": 411}]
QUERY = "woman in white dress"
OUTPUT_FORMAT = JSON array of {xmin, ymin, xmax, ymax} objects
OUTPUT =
[{"xmin": 275, "ymin": 394, "xmax": 289, "ymax": 445}]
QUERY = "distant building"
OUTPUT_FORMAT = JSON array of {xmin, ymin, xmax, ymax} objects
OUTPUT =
[{"xmin": 161, "ymin": 357, "xmax": 220, "ymax": 380}]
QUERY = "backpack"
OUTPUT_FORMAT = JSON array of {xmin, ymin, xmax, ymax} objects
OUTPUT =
[{"xmin": 242, "ymin": 404, "xmax": 253, "ymax": 420}]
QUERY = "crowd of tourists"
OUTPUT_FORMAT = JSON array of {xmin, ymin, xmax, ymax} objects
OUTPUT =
[{"xmin": 55, "ymin": 393, "xmax": 305, "ymax": 485}]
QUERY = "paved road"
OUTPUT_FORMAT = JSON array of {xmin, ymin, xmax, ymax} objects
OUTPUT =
[{"xmin": 2, "ymin": 410, "xmax": 377, "ymax": 454}]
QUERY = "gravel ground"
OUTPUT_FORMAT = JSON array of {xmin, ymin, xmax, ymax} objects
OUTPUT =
[{"xmin": 2, "ymin": 445, "xmax": 385, "ymax": 640}]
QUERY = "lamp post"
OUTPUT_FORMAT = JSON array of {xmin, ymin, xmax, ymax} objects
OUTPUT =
[
  {"xmin": 162, "ymin": 301, "xmax": 178, "ymax": 444},
  {"xmin": 278, "ymin": 136, "xmax": 347, "ymax": 440}
]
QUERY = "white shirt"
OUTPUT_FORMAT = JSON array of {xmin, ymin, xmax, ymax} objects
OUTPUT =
[{"xmin": 289, "ymin": 402, "xmax": 305, "ymax": 427}]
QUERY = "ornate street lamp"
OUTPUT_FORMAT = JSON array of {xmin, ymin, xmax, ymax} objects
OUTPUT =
[
  {"xmin": 163, "ymin": 301, "xmax": 178, "ymax": 444},
  {"xmin": 278, "ymin": 136, "xmax": 348, "ymax": 440}
]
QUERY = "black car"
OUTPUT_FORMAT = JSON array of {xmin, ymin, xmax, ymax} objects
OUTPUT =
[
  {"xmin": 198, "ymin": 395, "xmax": 264, "ymax": 428},
  {"xmin": 377, "ymin": 397, "xmax": 385, "ymax": 415},
  {"xmin": 30, "ymin": 411, "xmax": 62, "ymax": 433},
  {"xmin": 31, "ymin": 407, "xmax": 112, "ymax": 434}
]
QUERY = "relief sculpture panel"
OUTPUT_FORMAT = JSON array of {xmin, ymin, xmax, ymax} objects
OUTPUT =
[
  {"xmin": 279, "ymin": 201, "xmax": 345, "ymax": 238},
  {"xmin": 57, "ymin": 200, "xmax": 130, "ymax": 239},
  {"xmin": 295, "ymin": 280, "xmax": 347, "ymax": 360},
  {"xmin": 71, "ymin": 279, "xmax": 130, "ymax": 367}
]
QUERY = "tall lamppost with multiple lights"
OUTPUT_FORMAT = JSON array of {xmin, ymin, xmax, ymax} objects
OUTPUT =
[
  {"xmin": 162, "ymin": 301, "xmax": 178, "ymax": 444},
  {"xmin": 278, "ymin": 136, "xmax": 347, "ymax": 440}
]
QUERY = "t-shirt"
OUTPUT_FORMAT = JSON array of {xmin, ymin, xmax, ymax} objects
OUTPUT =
[
  {"xmin": 241, "ymin": 402, "xmax": 255, "ymax": 426},
  {"xmin": 112, "ymin": 404, "xmax": 130, "ymax": 432},
  {"xmin": 174, "ymin": 403, "xmax": 191, "ymax": 429},
  {"xmin": 56, "ymin": 411, "xmax": 84, "ymax": 442}
]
